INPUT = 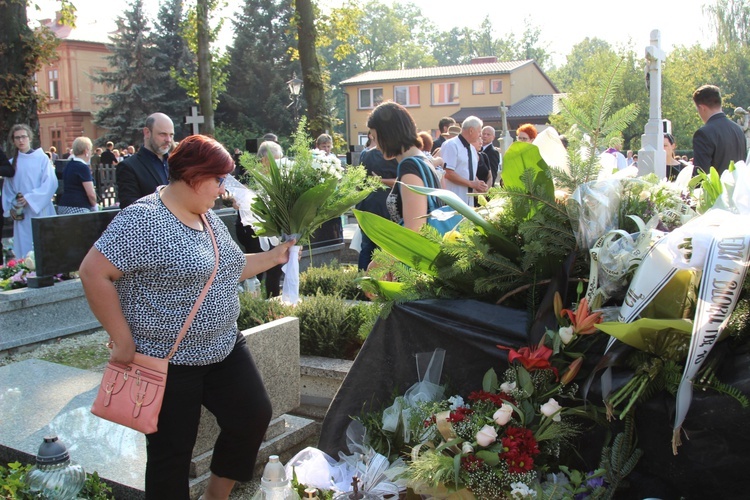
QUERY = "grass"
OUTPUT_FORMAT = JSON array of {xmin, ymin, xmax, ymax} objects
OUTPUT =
[{"xmin": 39, "ymin": 343, "xmax": 111, "ymax": 370}]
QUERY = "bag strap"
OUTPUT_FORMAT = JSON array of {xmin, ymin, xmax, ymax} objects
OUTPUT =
[
  {"xmin": 165, "ymin": 213, "xmax": 220, "ymax": 360},
  {"xmin": 400, "ymin": 156, "xmax": 440, "ymax": 213}
]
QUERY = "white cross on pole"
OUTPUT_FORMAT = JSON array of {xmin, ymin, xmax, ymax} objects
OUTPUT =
[
  {"xmin": 499, "ymin": 101, "xmax": 513, "ymax": 154},
  {"xmin": 185, "ymin": 106, "xmax": 205, "ymax": 135},
  {"xmin": 638, "ymin": 30, "xmax": 667, "ymax": 178}
]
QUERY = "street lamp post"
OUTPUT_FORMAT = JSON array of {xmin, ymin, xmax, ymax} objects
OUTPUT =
[{"xmin": 286, "ymin": 72, "xmax": 303, "ymax": 125}]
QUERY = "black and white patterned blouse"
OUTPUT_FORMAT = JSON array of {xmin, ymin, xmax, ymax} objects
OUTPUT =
[{"xmin": 95, "ymin": 191, "xmax": 245, "ymax": 365}]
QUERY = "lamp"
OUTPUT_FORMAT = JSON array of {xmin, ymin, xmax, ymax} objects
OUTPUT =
[
  {"xmin": 286, "ymin": 72, "xmax": 303, "ymax": 98},
  {"xmin": 26, "ymin": 436, "xmax": 86, "ymax": 499},
  {"xmin": 286, "ymin": 72, "xmax": 303, "ymax": 125},
  {"xmin": 251, "ymin": 455, "xmax": 296, "ymax": 499}
]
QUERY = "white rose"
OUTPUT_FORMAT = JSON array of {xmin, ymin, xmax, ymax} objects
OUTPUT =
[
  {"xmin": 461, "ymin": 442, "xmax": 474, "ymax": 454},
  {"xmin": 540, "ymin": 398, "xmax": 562, "ymax": 422},
  {"xmin": 509, "ymin": 482, "xmax": 537, "ymax": 499},
  {"xmin": 559, "ymin": 326, "xmax": 574, "ymax": 345},
  {"xmin": 493, "ymin": 403, "xmax": 513, "ymax": 426},
  {"xmin": 500, "ymin": 381, "xmax": 516, "ymax": 394},
  {"xmin": 475, "ymin": 424, "xmax": 498, "ymax": 447}
]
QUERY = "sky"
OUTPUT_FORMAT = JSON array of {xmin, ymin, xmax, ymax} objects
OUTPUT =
[{"xmin": 30, "ymin": 0, "xmax": 716, "ymax": 66}]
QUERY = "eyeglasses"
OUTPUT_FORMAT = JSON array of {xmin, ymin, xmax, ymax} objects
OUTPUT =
[
  {"xmin": 216, "ymin": 176, "xmax": 227, "ymax": 187},
  {"xmin": 13, "ymin": 135, "xmax": 29, "ymax": 141}
]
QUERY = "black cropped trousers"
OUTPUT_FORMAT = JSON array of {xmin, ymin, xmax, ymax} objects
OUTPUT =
[{"xmin": 144, "ymin": 335, "xmax": 272, "ymax": 499}]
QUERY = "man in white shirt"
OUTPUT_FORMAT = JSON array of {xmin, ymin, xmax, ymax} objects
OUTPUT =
[{"xmin": 440, "ymin": 116, "xmax": 487, "ymax": 205}]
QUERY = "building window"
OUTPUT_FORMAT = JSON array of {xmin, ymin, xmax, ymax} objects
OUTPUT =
[
  {"xmin": 394, "ymin": 85, "xmax": 420, "ymax": 107},
  {"xmin": 358, "ymin": 133, "xmax": 369, "ymax": 146},
  {"xmin": 432, "ymin": 82, "xmax": 459, "ymax": 105},
  {"xmin": 51, "ymin": 129, "xmax": 62, "ymax": 154},
  {"xmin": 472, "ymin": 80, "xmax": 485, "ymax": 95},
  {"xmin": 359, "ymin": 87, "xmax": 383, "ymax": 109},
  {"xmin": 48, "ymin": 69, "xmax": 59, "ymax": 100},
  {"xmin": 490, "ymin": 79, "xmax": 503, "ymax": 94}
]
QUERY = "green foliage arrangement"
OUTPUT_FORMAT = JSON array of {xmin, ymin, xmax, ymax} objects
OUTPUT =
[
  {"xmin": 240, "ymin": 118, "xmax": 381, "ymax": 245},
  {"xmin": 236, "ymin": 293, "xmax": 293, "ymax": 331},
  {"xmin": 294, "ymin": 293, "xmax": 379, "ymax": 360},
  {"xmin": 0, "ymin": 462, "xmax": 114, "ymax": 500},
  {"xmin": 299, "ymin": 260, "xmax": 366, "ymax": 300}
]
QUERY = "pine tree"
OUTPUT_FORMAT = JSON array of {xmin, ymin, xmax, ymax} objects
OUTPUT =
[
  {"xmin": 93, "ymin": 0, "xmax": 164, "ymax": 147},
  {"xmin": 216, "ymin": 0, "xmax": 298, "ymax": 138},
  {"xmin": 153, "ymin": 0, "xmax": 195, "ymax": 139}
]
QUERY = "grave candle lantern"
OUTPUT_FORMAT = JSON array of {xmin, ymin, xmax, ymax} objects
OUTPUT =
[{"xmin": 26, "ymin": 435, "xmax": 86, "ymax": 499}]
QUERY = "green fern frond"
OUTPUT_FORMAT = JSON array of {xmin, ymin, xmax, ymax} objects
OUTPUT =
[
  {"xmin": 696, "ymin": 367, "xmax": 750, "ymax": 408},
  {"xmin": 599, "ymin": 416, "xmax": 642, "ymax": 499}
]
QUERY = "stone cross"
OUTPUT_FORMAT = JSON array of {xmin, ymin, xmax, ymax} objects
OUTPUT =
[
  {"xmin": 637, "ymin": 30, "xmax": 667, "ymax": 178},
  {"xmin": 499, "ymin": 101, "xmax": 513, "ymax": 154},
  {"xmin": 185, "ymin": 106, "xmax": 205, "ymax": 135}
]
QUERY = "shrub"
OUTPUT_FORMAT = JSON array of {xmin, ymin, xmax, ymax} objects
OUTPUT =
[
  {"xmin": 237, "ymin": 293, "xmax": 293, "ymax": 331},
  {"xmin": 295, "ymin": 293, "xmax": 380, "ymax": 359},
  {"xmin": 299, "ymin": 260, "xmax": 366, "ymax": 300},
  {"xmin": 0, "ymin": 462, "xmax": 114, "ymax": 499}
]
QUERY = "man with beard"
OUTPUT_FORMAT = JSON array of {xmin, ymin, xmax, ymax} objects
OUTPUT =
[{"xmin": 116, "ymin": 113, "xmax": 175, "ymax": 209}]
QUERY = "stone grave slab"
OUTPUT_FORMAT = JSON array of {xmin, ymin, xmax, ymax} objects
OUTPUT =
[{"xmin": 0, "ymin": 359, "xmax": 146, "ymax": 499}]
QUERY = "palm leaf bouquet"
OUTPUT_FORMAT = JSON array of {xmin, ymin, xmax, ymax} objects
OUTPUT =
[{"xmin": 240, "ymin": 118, "xmax": 381, "ymax": 303}]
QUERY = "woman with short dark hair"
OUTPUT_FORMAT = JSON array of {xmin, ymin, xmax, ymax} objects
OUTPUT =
[
  {"xmin": 367, "ymin": 101, "xmax": 442, "ymax": 232},
  {"xmin": 79, "ymin": 134, "xmax": 295, "ymax": 500}
]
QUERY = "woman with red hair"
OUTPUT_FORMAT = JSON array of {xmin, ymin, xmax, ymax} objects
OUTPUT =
[
  {"xmin": 79, "ymin": 135, "xmax": 295, "ymax": 500},
  {"xmin": 516, "ymin": 123, "xmax": 538, "ymax": 143}
]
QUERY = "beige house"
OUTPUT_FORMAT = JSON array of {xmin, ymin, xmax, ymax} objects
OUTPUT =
[
  {"xmin": 340, "ymin": 57, "xmax": 562, "ymax": 147},
  {"xmin": 35, "ymin": 15, "xmax": 112, "ymax": 153}
]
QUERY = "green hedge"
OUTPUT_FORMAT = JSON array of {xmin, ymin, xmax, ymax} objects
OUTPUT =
[
  {"xmin": 236, "ymin": 292, "xmax": 380, "ymax": 360},
  {"xmin": 299, "ymin": 260, "xmax": 366, "ymax": 300}
]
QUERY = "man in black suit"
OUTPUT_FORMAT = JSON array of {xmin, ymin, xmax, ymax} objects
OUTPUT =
[
  {"xmin": 431, "ymin": 116, "xmax": 455, "ymax": 154},
  {"xmin": 100, "ymin": 142, "xmax": 116, "ymax": 166},
  {"xmin": 480, "ymin": 125, "xmax": 500, "ymax": 187},
  {"xmin": 116, "ymin": 113, "xmax": 174, "ymax": 209},
  {"xmin": 692, "ymin": 84, "xmax": 747, "ymax": 175}
]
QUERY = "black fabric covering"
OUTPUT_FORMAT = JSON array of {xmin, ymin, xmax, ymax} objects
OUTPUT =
[
  {"xmin": 318, "ymin": 299, "xmax": 750, "ymax": 499},
  {"xmin": 318, "ymin": 299, "xmax": 528, "ymax": 455}
]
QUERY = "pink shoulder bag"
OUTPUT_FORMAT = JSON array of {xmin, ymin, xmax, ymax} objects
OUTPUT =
[{"xmin": 90, "ymin": 214, "xmax": 219, "ymax": 434}]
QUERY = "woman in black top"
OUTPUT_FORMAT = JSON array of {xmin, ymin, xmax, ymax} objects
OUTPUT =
[
  {"xmin": 665, "ymin": 133, "xmax": 692, "ymax": 180},
  {"xmin": 367, "ymin": 101, "xmax": 442, "ymax": 232}
]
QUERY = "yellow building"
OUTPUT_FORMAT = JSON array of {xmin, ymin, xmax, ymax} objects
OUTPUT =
[
  {"xmin": 35, "ymin": 15, "xmax": 112, "ymax": 153},
  {"xmin": 340, "ymin": 57, "xmax": 562, "ymax": 147}
]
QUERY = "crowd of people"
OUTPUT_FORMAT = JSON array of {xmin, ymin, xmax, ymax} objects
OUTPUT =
[{"xmin": 0, "ymin": 82, "xmax": 748, "ymax": 499}]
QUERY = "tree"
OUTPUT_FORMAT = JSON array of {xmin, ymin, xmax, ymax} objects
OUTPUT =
[
  {"xmin": 705, "ymin": 0, "xmax": 750, "ymax": 49},
  {"xmin": 296, "ymin": 0, "xmax": 329, "ymax": 138},
  {"xmin": 152, "ymin": 0, "xmax": 195, "ymax": 139},
  {"xmin": 216, "ymin": 0, "xmax": 297, "ymax": 138},
  {"xmin": 0, "ymin": 0, "xmax": 74, "ymax": 152},
  {"xmin": 176, "ymin": 0, "xmax": 229, "ymax": 136},
  {"xmin": 93, "ymin": 0, "xmax": 164, "ymax": 146},
  {"xmin": 196, "ymin": 0, "xmax": 214, "ymax": 135}
]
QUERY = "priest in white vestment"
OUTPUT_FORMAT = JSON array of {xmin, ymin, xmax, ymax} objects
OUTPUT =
[{"xmin": 1, "ymin": 125, "xmax": 58, "ymax": 259}]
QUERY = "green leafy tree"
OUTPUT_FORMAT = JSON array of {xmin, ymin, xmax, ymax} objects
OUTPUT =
[
  {"xmin": 296, "ymin": 0, "xmax": 330, "ymax": 139},
  {"xmin": 662, "ymin": 45, "xmax": 717, "ymax": 152},
  {"xmin": 517, "ymin": 18, "xmax": 551, "ymax": 70},
  {"xmin": 216, "ymin": 0, "xmax": 297, "ymax": 138},
  {"xmin": 93, "ymin": 0, "xmax": 164, "ymax": 146},
  {"xmin": 549, "ymin": 40, "xmax": 647, "ymax": 151},
  {"xmin": 0, "ymin": 0, "xmax": 75, "ymax": 152},
  {"xmin": 175, "ymin": 0, "xmax": 229, "ymax": 136},
  {"xmin": 705, "ymin": 0, "xmax": 750, "ymax": 49}
]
